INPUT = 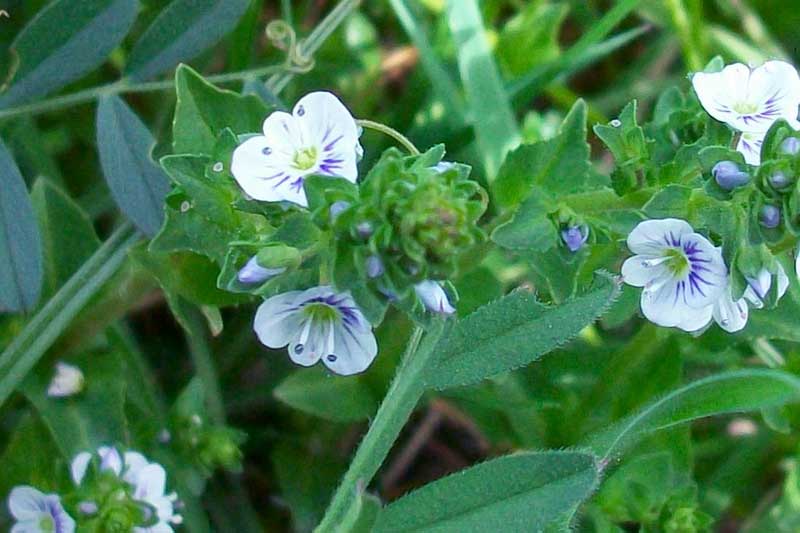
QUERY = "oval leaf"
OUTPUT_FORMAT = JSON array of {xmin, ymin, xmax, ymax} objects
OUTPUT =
[
  {"xmin": 586, "ymin": 369, "xmax": 800, "ymax": 459},
  {"xmin": 373, "ymin": 451, "xmax": 599, "ymax": 532},
  {"xmin": 126, "ymin": 0, "xmax": 251, "ymax": 81},
  {"xmin": 0, "ymin": 139, "xmax": 43, "ymax": 312},
  {"xmin": 96, "ymin": 95, "xmax": 171, "ymax": 236},
  {"xmin": 0, "ymin": 0, "xmax": 138, "ymax": 107},
  {"xmin": 274, "ymin": 367, "xmax": 378, "ymax": 423},
  {"xmin": 426, "ymin": 273, "xmax": 620, "ymax": 390}
]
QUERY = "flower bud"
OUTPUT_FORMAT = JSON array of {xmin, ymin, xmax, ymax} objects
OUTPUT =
[
  {"xmin": 356, "ymin": 221, "xmax": 373, "ymax": 239},
  {"xmin": 414, "ymin": 280, "xmax": 455, "ymax": 315},
  {"xmin": 780, "ymin": 137, "xmax": 800, "ymax": 155},
  {"xmin": 561, "ymin": 225, "xmax": 588, "ymax": 252},
  {"xmin": 237, "ymin": 256, "xmax": 285, "ymax": 284},
  {"xmin": 79, "ymin": 501, "xmax": 99, "ymax": 515},
  {"xmin": 47, "ymin": 362, "xmax": 84, "ymax": 398},
  {"xmin": 365, "ymin": 255, "xmax": 384, "ymax": 278},
  {"xmin": 759, "ymin": 204, "xmax": 781, "ymax": 228},
  {"xmin": 712, "ymin": 161, "xmax": 750, "ymax": 190},
  {"xmin": 768, "ymin": 171, "xmax": 792, "ymax": 191},
  {"xmin": 329, "ymin": 200, "xmax": 350, "ymax": 222},
  {"xmin": 256, "ymin": 244, "xmax": 302, "ymax": 270}
]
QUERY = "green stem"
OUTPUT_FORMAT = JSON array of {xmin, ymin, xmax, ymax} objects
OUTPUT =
[
  {"xmin": 665, "ymin": 0, "xmax": 704, "ymax": 71},
  {"xmin": 315, "ymin": 323, "xmax": 443, "ymax": 531},
  {"xmin": 183, "ymin": 304, "xmax": 227, "ymax": 424},
  {"xmin": 357, "ymin": 119, "xmax": 420, "ymax": 155},
  {"xmin": 0, "ymin": 222, "xmax": 139, "ymax": 406}
]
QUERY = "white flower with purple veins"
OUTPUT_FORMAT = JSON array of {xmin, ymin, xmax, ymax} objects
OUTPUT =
[
  {"xmin": 621, "ymin": 219, "xmax": 727, "ymax": 331},
  {"xmin": 254, "ymin": 286, "xmax": 377, "ymax": 375},
  {"xmin": 711, "ymin": 282, "xmax": 749, "ymax": 333},
  {"xmin": 71, "ymin": 447, "xmax": 181, "ymax": 532},
  {"xmin": 8, "ymin": 486, "xmax": 75, "ymax": 533},
  {"xmin": 414, "ymin": 280, "xmax": 455, "ymax": 315},
  {"xmin": 743, "ymin": 264, "xmax": 789, "ymax": 308},
  {"xmin": 230, "ymin": 91, "xmax": 360, "ymax": 207},
  {"xmin": 692, "ymin": 61, "xmax": 800, "ymax": 165}
]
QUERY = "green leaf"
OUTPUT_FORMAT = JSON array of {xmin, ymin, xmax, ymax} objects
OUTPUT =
[
  {"xmin": 491, "ymin": 188, "xmax": 558, "ymax": 251},
  {"xmin": 497, "ymin": 2, "xmax": 567, "ymax": 77},
  {"xmin": 372, "ymin": 451, "xmax": 599, "ymax": 533},
  {"xmin": 594, "ymin": 100, "xmax": 649, "ymax": 169},
  {"xmin": 274, "ymin": 366, "xmax": 378, "ymax": 423},
  {"xmin": 0, "ymin": 138, "xmax": 43, "ymax": 312},
  {"xmin": 445, "ymin": 0, "xmax": 520, "ymax": 179},
  {"xmin": 586, "ymin": 369, "xmax": 800, "ymax": 459},
  {"xmin": 96, "ymin": 95, "xmax": 171, "ymax": 236},
  {"xmin": 643, "ymin": 185, "xmax": 694, "ymax": 219},
  {"xmin": 493, "ymin": 100, "xmax": 590, "ymax": 209},
  {"xmin": 30, "ymin": 180, "xmax": 100, "ymax": 299},
  {"xmin": 21, "ymin": 349, "xmax": 128, "ymax": 459},
  {"xmin": 0, "ymin": 414, "xmax": 68, "ymax": 497},
  {"xmin": 0, "ymin": 0, "xmax": 138, "ymax": 107},
  {"xmin": 173, "ymin": 65, "xmax": 270, "ymax": 154},
  {"xmin": 126, "ymin": 0, "xmax": 251, "ymax": 80},
  {"xmin": 426, "ymin": 273, "xmax": 620, "ymax": 390}
]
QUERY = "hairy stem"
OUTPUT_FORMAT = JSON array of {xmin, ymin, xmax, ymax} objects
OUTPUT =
[{"xmin": 315, "ymin": 322, "xmax": 444, "ymax": 531}]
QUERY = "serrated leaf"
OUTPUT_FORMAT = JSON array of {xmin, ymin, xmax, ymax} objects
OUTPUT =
[
  {"xmin": 30, "ymin": 180, "xmax": 100, "ymax": 299},
  {"xmin": 126, "ymin": 0, "xmax": 251, "ymax": 80},
  {"xmin": 0, "ymin": 138, "xmax": 43, "ymax": 312},
  {"xmin": 373, "ymin": 451, "xmax": 599, "ymax": 533},
  {"xmin": 586, "ymin": 369, "xmax": 800, "ymax": 459},
  {"xmin": 96, "ymin": 95, "xmax": 171, "ymax": 236},
  {"xmin": 491, "ymin": 188, "xmax": 557, "ymax": 251},
  {"xmin": 173, "ymin": 64, "xmax": 270, "ymax": 154},
  {"xmin": 274, "ymin": 367, "xmax": 378, "ymax": 423},
  {"xmin": 0, "ymin": 0, "xmax": 138, "ymax": 107},
  {"xmin": 493, "ymin": 100, "xmax": 590, "ymax": 209},
  {"xmin": 426, "ymin": 273, "xmax": 619, "ymax": 390}
]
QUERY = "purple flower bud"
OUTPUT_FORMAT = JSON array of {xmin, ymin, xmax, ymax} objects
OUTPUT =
[
  {"xmin": 713, "ymin": 161, "xmax": 750, "ymax": 190},
  {"xmin": 356, "ymin": 221, "xmax": 373, "ymax": 239},
  {"xmin": 760, "ymin": 205, "xmax": 781, "ymax": 229},
  {"xmin": 414, "ymin": 280, "xmax": 455, "ymax": 315},
  {"xmin": 561, "ymin": 225, "xmax": 589, "ymax": 252},
  {"xmin": 780, "ymin": 137, "xmax": 800, "ymax": 155},
  {"xmin": 237, "ymin": 256, "xmax": 285, "ymax": 284},
  {"xmin": 329, "ymin": 200, "xmax": 350, "ymax": 222},
  {"xmin": 769, "ymin": 171, "xmax": 792, "ymax": 191},
  {"xmin": 79, "ymin": 501, "xmax": 99, "ymax": 515},
  {"xmin": 366, "ymin": 255, "xmax": 384, "ymax": 278}
]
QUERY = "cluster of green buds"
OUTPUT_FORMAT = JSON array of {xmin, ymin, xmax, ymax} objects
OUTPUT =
[
  {"xmin": 320, "ymin": 146, "xmax": 487, "ymax": 300},
  {"xmin": 755, "ymin": 124, "xmax": 800, "ymax": 235},
  {"xmin": 66, "ymin": 470, "xmax": 154, "ymax": 531}
]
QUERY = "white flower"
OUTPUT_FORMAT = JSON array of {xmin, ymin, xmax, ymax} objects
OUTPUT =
[
  {"xmin": 692, "ymin": 61, "xmax": 800, "ymax": 134},
  {"xmin": 414, "ymin": 280, "xmax": 455, "ymax": 315},
  {"xmin": 71, "ymin": 447, "xmax": 181, "ymax": 532},
  {"xmin": 47, "ymin": 362, "xmax": 84, "ymax": 398},
  {"xmin": 7, "ymin": 486, "xmax": 75, "ymax": 533},
  {"xmin": 621, "ymin": 219, "xmax": 727, "ymax": 331},
  {"xmin": 711, "ymin": 282, "xmax": 750, "ymax": 333},
  {"xmin": 230, "ymin": 91, "xmax": 360, "ymax": 207},
  {"xmin": 253, "ymin": 286, "xmax": 377, "ymax": 375},
  {"xmin": 735, "ymin": 121, "xmax": 800, "ymax": 165},
  {"xmin": 743, "ymin": 264, "xmax": 789, "ymax": 308}
]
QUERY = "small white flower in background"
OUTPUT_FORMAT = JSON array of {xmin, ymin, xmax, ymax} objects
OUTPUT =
[
  {"xmin": 414, "ymin": 280, "xmax": 455, "ymax": 315},
  {"xmin": 743, "ymin": 264, "xmax": 789, "ymax": 309},
  {"xmin": 621, "ymin": 218, "xmax": 727, "ymax": 331},
  {"xmin": 254, "ymin": 286, "xmax": 377, "ymax": 375},
  {"xmin": 230, "ymin": 91, "xmax": 360, "ymax": 207},
  {"xmin": 47, "ymin": 361, "xmax": 84, "ymax": 398},
  {"xmin": 71, "ymin": 446, "xmax": 181, "ymax": 532},
  {"xmin": 692, "ymin": 61, "xmax": 800, "ymax": 166},
  {"xmin": 8, "ymin": 486, "xmax": 75, "ymax": 533}
]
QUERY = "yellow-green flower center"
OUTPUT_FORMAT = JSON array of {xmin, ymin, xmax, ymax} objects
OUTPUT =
[
  {"xmin": 39, "ymin": 516, "xmax": 55, "ymax": 532},
  {"xmin": 664, "ymin": 248, "xmax": 690, "ymax": 277},
  {"xmin": 293, "ymin": 146, "xmax": 318, "ymax": 171},
  {"xmin": 732, "ymin": 101, "xmax": 759, "ymax": 115},
  {"xmin": 303, "ymin": 303, "xmax": 338, "ymax": 322}
]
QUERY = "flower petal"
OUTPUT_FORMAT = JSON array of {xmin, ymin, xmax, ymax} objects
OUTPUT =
[
  {"xmin": 692, "ymin": 63, "xmax": 752, "ymax": 128},
  {"xmin": 641, "ymin": 281, "xmax": 705, "ymax": 328},
  {"xmin": 253, "ymin": 291, "xmax": 304, "ymax": 349},
  {"xmin": 294, "ymin": 92, "xmax": 359, "ymax": 182},
  {"xmin": 325, "ymin": 321, "xmax": 378, "ymax": 376},
  {"xmin": 747, "ymin": 60, "xmax": 800, "ymax": 130},
  {"xmin": 713, "ymin": 289, "xmax": 749, "ymax": 333},
  {"xmin": 676, "ymin": 304, "xmax": 713, "ymax": 333},
  {"xmin": 97, "ymin": 446, "xmax": 123, "ymax": 476},
  {"xmin": 679, "ymin": 234, "xmax": 727, "ymax": 308},
  {"xmin": 70, "ymin": 452, "xmax": 92, "ymax": 485},
  {"xmin": 8, "ymin": 486, "xmax": 47, "ymax": 520},
  {"xmin": 132, "ymin": 464, "xmax": 167, "ymax": 503},
  {"xmin": 230, "ymin": 135, "xmax": 306, "ymax": 205},
  {"xmin": 621, "ymin": 255, "xmax": 662, "ymax": 287},
  {"xmin": 627, "ymin": 218, "xmax": 694, "ymax": 255},
  {"xmin": 737, "ymin": 131, "xmax": 764, "ymax": 165},
  {"xmin": 414, "ymin": 280, "xmax": 455, "ymax": 314}
]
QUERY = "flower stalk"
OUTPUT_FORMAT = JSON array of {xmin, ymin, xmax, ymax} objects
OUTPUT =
[{"xmin": 357, "ymin": 119, "xmax": 421, "ymax": 155}]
